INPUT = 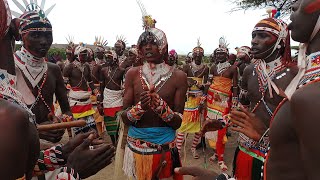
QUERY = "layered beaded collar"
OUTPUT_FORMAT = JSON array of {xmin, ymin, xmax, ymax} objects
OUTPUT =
[
  {"xmin": 140, "ymin": 62, "xmax": 174, "ymax": 92},
  {"xmin": 253, "ymin": 57, "xmax": 285, "ymax": 98},
  {"xmin": 217, "ymin": 61, "xmax": 231, "ymax": 75},
  {"xmin": 298, "ymin": 51, "xmax": 320, "ymax": 88},
  {"xmin": 190, "ymin": 61, "xmax": 205, "ymax": 77},
  {"xmin": 14, "ymin": 47, "xmax": 48, "ymax": 88}
]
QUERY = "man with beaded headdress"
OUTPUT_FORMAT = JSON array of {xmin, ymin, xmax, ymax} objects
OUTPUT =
[
  {"xmin": 176, "ymin": 39, "xmax": 209, "ymax": 159},
  {"xmin": 229, "ymin": 17, "xmax": 296, "ymax": 180},
  {"xmin": 0, "ymin": 1, "xmax": 115, "ymax": 179},
  {"xmin": 114, "ymin": 35, "xmax": 127, "ymax": 66},
  {"xmin": 203, "ymin": 37, "xmax": 238, "ymax": 171},
  {"xmin": 65, "ymin": 36, "xmax": 76, "ymax": 66},
  {"xmin": 63, "ymin": 44, "xmax": 97, "ymax": 135},
  {"xmin": 12, "ymin": 0, "xmax": 72, "ymax": 145},
  {"xmin": 97, "ymin": 49, "xmax": 125, "ymax": 146},
  {"xmin": 120, "ymin": 3, "xmax": 187, "ymax": 179},
  {"xmin": 176, "ymin": 1, "xmax": 320, "ymax": 179}
]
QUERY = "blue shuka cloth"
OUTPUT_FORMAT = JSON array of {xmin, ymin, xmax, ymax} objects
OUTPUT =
[{"xmin": 128, "ymin": 126, "xmax": 176, "ymax": 144}]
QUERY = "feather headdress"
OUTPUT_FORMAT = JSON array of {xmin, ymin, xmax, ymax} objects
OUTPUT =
[
  {"xmin": 11, "ymin": 0, "xmax": 55, "ymax": 35},
  {"xmin": 115, "ymin": 35, "xmax": 127, "ymax": 49},
  {"xmin": 214, "ymin": 36, "xmax": 229, "ymax": 54},
  {"xmin": 136, "ymin": 0, "xmax": 156, "ymax": 30},
  {"xmin": 11, "ymin": 0, "xmax": 55, "ymax": 18},
  {"xmin": 192, "ymin": 38, "xmax": 204, "ymax": 55},
  {"xmin": 94, "ymin": 36, "xmax": 108, "ymax": 53},
  {"xmin": 65, "ymin": 35, "xmax": 75, "ymax": 53}
]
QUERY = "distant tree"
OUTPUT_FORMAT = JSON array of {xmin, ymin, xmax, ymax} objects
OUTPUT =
[
  {"xmin": 47, "ymin": 48, "xmax": 66, "ymax": 63},
  {"xmin": 232, "ymin": 0, "xmax": 294, "ymax": 16}
]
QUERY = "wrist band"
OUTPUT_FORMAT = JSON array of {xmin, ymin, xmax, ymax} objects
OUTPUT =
[
  {"xmin": 258, "ymin": 128, "xmax": 270, "ymax": 150},
  {"xmin": 154, "ymin": 97, "xmax": 174, "ymax": 122},
  {"xmin": 127, "ymin": 102, "xmax": 145, "ymax": 123},
  {"xmin": 57, "ymin": 167, "xmax": 80, "ymax": 180}
]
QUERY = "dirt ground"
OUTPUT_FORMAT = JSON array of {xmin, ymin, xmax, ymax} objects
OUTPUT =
[{"xmin": 83, "ymin": 132, "xmax": 238, "ymax": 180}]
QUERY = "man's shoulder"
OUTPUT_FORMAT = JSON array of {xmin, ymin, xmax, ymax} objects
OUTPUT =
[
  {"xmin": 47, "ymin": 62, "xmax": 60, "ymax": 71},
  {"xmin": 126, "ymin": 66, "xmax": 140, "ymax": 77},
  {"xmin": 173, "ymin": 69, "xmax": 187, "ymax": 82}
]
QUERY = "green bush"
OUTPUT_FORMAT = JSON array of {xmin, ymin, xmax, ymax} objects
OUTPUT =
[{"xmin": 48, "ymin": 48, "xmax": 66, "ymax": 60}]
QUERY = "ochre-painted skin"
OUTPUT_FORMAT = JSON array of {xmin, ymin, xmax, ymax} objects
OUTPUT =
[
  {"xmin": 121, "ymin": 40, "xmax": 188, "ymax": 130},
  {"xmin": 266, "ymin": 0, "xmax": 320, "ymax": 179}
]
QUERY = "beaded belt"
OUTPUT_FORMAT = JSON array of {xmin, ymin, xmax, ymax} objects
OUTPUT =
[{"xmin": 127, "ymin": 136, "xmax": 176, "ymax": 151}]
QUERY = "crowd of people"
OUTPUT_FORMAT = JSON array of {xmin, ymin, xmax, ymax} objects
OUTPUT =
[{"xmin": 1, "ymin": 0, "xmax": 320, "ymax": 180}]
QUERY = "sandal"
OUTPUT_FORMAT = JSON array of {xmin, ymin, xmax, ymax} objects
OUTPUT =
[
  {"xmin": 209, "ymin": 153, "xmax": 218, "ymax": 164},
  {"xmin": 218, "ymin": 161, "xmax": 228, "ymax": 171},
  {"xmin": 191, "ymin": 148, "xmax": 199, "ymax": 159}
]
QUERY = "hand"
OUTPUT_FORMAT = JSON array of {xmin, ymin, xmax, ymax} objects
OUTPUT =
[
  {"xmin": 174, "ymin": 166, "xmax": 218, "ymax": 180},
  {"xmin": 149, "ymin": 86, "xmax": 161, "ymax": 109},
  {"xmin": 200, "ymin": 119, "xmax": 222, "ymax": 136},
  {"xmin": 140, "ymin": 91, "xmax": 151, "ymax": 110},
  {"xmin": 229, "ymin": 105, "xmax": 267, "ymax": 141},
  {"xmin": 187, "ymin": 78, "xmax": 196, "ymax": 87},
  {"xmin": 67, "ymin": 134, "xmax": 115, "ymax": 179},
  {"xmin": 61, "ymin": 131, "xmax": 99, "ymax": 161},
  {"xmin": 38, "ymin": 114, "xmax": 65, "ymax": 143},
  {"xmin": 97, "ymin": 103, "xmax": 104, "ymax": 116}
]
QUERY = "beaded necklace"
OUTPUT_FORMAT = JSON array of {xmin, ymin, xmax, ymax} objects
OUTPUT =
[
  {"xmin": 298, "ymin": 51, "xmax": 320, "ymax": 88},
  {"xmin": 28, "ymin": 71, "xmax": 52, "ymax": 113},
  {"xmin": 216, "ymin": 61, "xmax": 231, "ymax": 75},
  {"xmin": 252, "ymin": 58, "xmax": 286, "ymax": 117},
  {"xmin": 140, "ymin": 62, "xmax": 174, "ymax": 92},
  {"xmin": 190, "ymin": 62, "xmax": 205, "ymax": 77}
]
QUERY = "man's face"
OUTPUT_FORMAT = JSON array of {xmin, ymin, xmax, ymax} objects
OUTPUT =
[
  {"xmin": 114, "ymin": 44, "xmax": 124, "ymax": 56},
  {"xmin": 78, "ymin": 50, "xmax": 88, "ymax": 63},
  {"xmin": 185, "ymin": 57, "xmax": 192, "ymax": 64},
  {"xmin": 289, "ymin": 0, "xmax": 320, "ymax": 43},
  {"xmin": 167, "ymin": 56, "xmax": 176, "ymax": 66},
  {"xmin": 140, "ymin": 36, "xmax": 162, "ymax": 63},
  {"xmin": 105, "ymin": 53, "xmax": 116, "ymax": 66},
  {"xmin": 215, "ymin": 52, "xmax": 228, "ymax": 63},
  {"xmin": 251, "ymin": 30, "xmax": 277, "ymax": 59},
  {"xmin": 193, "ymin": 53, "xmax": 203, "ymax": 65},
  {"xmin": 128, "ymin": 51, "xmax": 137, "ymax": 63},
  {"xmin": 23, "ymin": 31, "xmax": 53, "ymax": 58},
  {"xmin": 96, "ymin": 51, "xmax": 104, "ymax": 59},
  {"xmin": 66, "ymin": 52, "xmax": 74, "ymax": 61}
]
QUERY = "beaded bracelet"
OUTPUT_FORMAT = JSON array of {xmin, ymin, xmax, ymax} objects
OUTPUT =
[
  {"xmin": 258, "ymin": 128, "xmax": 270, "ymax": 150},
  {"xmin": 153, "ymin": 97, "xmax": 175, "ymax": 122},
  {"xmin": 232, "ymin": 96, "xmax": 239, "ymax": 108},
  {"xmin": 57, "ymin": 167, "xmax": 80, "ymax": 180},
  {"xmin": 126, "ymin": 101, "xmax": 145, "ymax": 123}
]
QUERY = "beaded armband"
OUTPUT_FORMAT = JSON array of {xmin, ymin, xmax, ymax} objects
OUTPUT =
[
  {"xmin": 126, "ymin": 102, "xmax": 145, "ymax": 123},
  {"xmin": 239, "ymin": 88, "xmax": 248, "ymax": 99},
  {"xmin": 154, "ymin": 97, "xmax": 175, "ymax": 122},
  {"xmin": 60, "ymin": 114, "xmax": 73, "ymax": 122},
  {"xmin": 232, "ymin": 96, "xmax": 239, "ymax": 109},
  {"xmin": 57, "ymin": 167, "xmax": 80, "ymax": 180},
  {"xmin": 258, "ymin": 128, "xmax": 270, "ymax": 150},
  {"xmin": 200, "ymin": 95, "xmax": 207, "ymax": 105}
]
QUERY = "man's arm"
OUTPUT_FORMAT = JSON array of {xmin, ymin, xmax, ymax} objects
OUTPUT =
[
  {"xmin": 232, "ymin": 66, "xmax": 239, "ymax": 98},
  {"xmin": 239, "ymin": 65, "xmax": 251, "ymax": 106},
  {"xmin": 86, "ymin": 64, "xmax": 95, "ymax": 92},
  {"xmin": 98, "ymin": 67, "xmax": 105, "ymax": 103},
  {"xmin": 121, "ymin": 68, "xmax": 136, "ymax": 126},
  {"xmin": 291, "ymin": 86, "xmax": 320, "ymax": 179},
  {"xmin": 165, "ymin": 70, "xmax": 188, "ymax": 130},
  {"xmin": 54, "ymin": 64, "xmax": 71, "ymax": 114}
]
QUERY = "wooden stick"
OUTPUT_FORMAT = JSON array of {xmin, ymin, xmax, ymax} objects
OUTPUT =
[{"xmin": 37, "ymin": 120, "xmax": 86, "ymax": 132}]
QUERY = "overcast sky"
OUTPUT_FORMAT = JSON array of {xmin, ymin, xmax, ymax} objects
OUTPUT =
[{"xmin": 9, "ymin": 0, "xmax": 296, "ymax": 55}]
